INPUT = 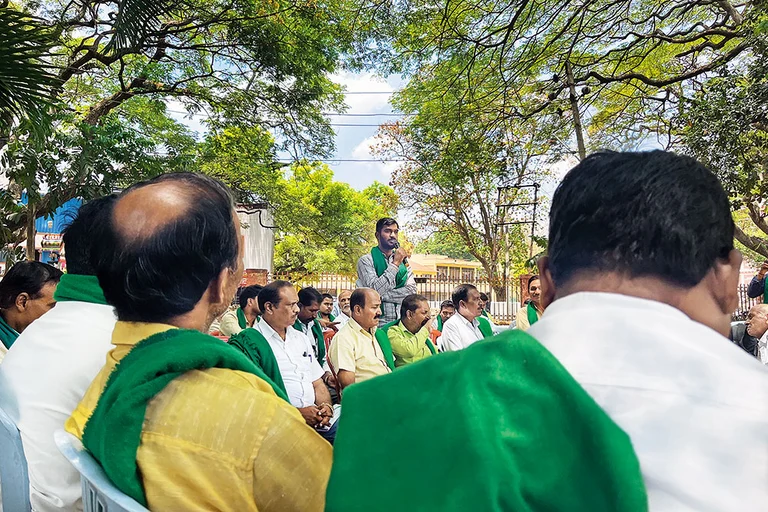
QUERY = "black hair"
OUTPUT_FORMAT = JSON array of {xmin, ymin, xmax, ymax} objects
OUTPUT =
[
  {"xmin": 92, "ymin": 172, "xmax": 239, "ymax": 322},
  {"xmin": 548, "ymin": 151, "xmax": 734, "ymax": 287},
  {"xmin": 528, "ymin": 275, "xmax": 540, "ymax": 290},
  {"xmin": 62, "ymin": 196, "xmax": 117, "ymax": 276},
  {"xmin": 439, "ymin": 300, "xmax": 455, "ymax": 310},
  {"xmin": 298, "ymin": 286, "xmax": 323, "ymax": 307},
  {"xmin": 238, "ymin": 285, "xmax": 263, "ymax": 309},
  {"xmin": 375, "ymin": 217, "xmax": 399, "ymax": 234},
  {"xmin": 350, "ymin": 288, "xmax": 370, "ymax": 314},
  {"xmin": 0, "ymin": 262, "xmax": 63, "ymax": 309},
  {"xmin": 452, "ymin": 284, "xmax": 477, "ymax": 309},
  {"xmin": 321, "ymin": 293, "xmax": 334, "ymax": 302},
  {"xmin": 400, "ymin": 293, "xmax": 428, "ymax": 320},
  {"xmin": 258, "ymin": 280, "xmax": 294, "ymax": 313},
  {"xmin": 479, "ymin": 292, "xmax": 489, "ymax": 302}
]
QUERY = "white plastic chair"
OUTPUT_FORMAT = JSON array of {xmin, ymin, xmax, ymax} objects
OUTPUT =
[
  {"xmin": 54, "ymin": 430, "xmax": 149, "ymax": 512},
  {"xmin": 0, "ymin": 404, "xmax": 31, "ymax": 511}
]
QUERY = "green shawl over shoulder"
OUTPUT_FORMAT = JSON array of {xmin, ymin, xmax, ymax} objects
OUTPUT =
[
  {"xmin": 326, "ymin": 330, "xmax": 648, "ymax": 512},
  {"xmin": 81, "ymin": 328, "xmax": 287, "ymax": 506},
  {"xmin": 436, "ymin": 315, "xmax": 444, "ymax": 332},
  {"xmin": 764, "ymin": 278, "xmax": 768, "ymax": 304},
  {"xmin": 373, "ymin": 321, "xmax": 397, "ymax": 371},
  {"xmin": 527, "ymin": 302, "xmax": 541, "ymax": 326},
  {"xmin": 228, "ymin": 328, "xmax": 289, "ymax": 399},
  {"xmin": 477, "ymin": 316, "xmax": 494, "ymax": 338},
  {"xmin": 371, "ymin": 246, "xmax": 407, "ymax": 288},
  {"xmin": 0, "ymin": 314, "xmax": 19, "ymax": 350},
  {"xmin": 236, "ymin": 307, "xmax": 248, "ymax": 329},
  {"xmin": 292, "ymin": 318, "xmax": 326, "ymax": 367},
  {"xmin": 53, "ymin": 274, "xmax": 107, "ymax": 305}
]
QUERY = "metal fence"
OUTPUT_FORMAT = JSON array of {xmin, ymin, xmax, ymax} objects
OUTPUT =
[
  {"xmin": 269, "ymin": 272, "xmax": 523, "ymax": 323},
  {"xmin": 267, "ymin": 273, "xmax": 761, "ymax": 323}
]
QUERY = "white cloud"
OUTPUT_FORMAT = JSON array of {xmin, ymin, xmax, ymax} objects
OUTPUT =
[
  {"xmin": 331, "ymin": 71, "xmax": 395, "ymax": 113},
  {"xmin": 349, "ymin": 135, "xmax": 403, "ymax": 183}
]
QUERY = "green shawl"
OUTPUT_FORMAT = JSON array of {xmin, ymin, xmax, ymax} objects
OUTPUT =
[
  {"xmin": 373, "ymin": 321, "xmax": 397, "ymax": 371},
  {"xmin": 53, "ymin": 274, "xmax": 107, "ymax": 305},
  {"xmin": 436, "ymin": 315, "xmax": 444, "ymax": 332},
  {"xmin": 764, "ymin": 277, "xmax": 768, "ymax": 304},
  {"xmin": 371, "ymin": 246, "xmax": 407, "ymax": 288},
  {"xmin": 236, "ymin": 307, "xmax": 248, "ymax": 329},
  {"xmin": 0, "ymin": 314, "xmax": 19, "ymax": 350},
  {"xmin": 527, "ymin": 302, "xmax": 541, "ymax": 326},
  {"xmin": 228, "ymin": 328, "xmax": 289, "ymax": 398},
  {"xmin": 81, "ymin": 328, "xmax": 287, "ymax": 506},
  {"xmin": 326, "ymin": 330, "xmax": 648, "ymax": 512},
  {"xmin": 292, "ymin": 318, "xmax": 327, "ymax": 367},
  {"xmin": 477, "ymin": 316, "xmax": 494, "ymax": 338}
]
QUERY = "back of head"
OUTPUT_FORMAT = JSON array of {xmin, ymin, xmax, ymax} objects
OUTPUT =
[
  {"xmin": 238, "ymin": 285, "xmax": 263, "ymax": 309},
  {"xmin": 62, "ymin": 196, "xmax": 117, "ymax": 276},
  {"xmin": 298, "ymin": 286, "xmax": 323, "ymax": 307},
  {"xmin": 258, "ymin": 280, "xmax": 293, "ymax": 313},
  {"xmin": 400, "ymin": 293, "xmax": 428, "ymax": 320},
  {"xmin": 0, "ymin": 261, "xmax": 63, "ymax": 308},
  {"xmin": 440, "ymin": 300, "xmax": 454, "ymax": 310},
  {"xmin": 452, "ymin": 284, "xmax": 477, "ymax": 309},
  {"xmin": 92, "ymin": 172, "xmax": 239, "ymax": 323},
  {"xmin": 350, "ymin": 288, "xmax": 369, "ymax": 315},
  {"xmin": 479, "ymin": 292, "xmax": 489, "ymax": 303},
  {"xmin": 548, "ymin": 151, "xmax": 734, "ymax": 288}
]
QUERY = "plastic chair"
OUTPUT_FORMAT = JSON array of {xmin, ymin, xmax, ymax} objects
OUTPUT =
[
  {"xmin": 0, "ymin": 405, "xmax": 31, "ymax": 511},
  {"xmin": 54, "ymin": 430, "xmax": 149, "ymax": 512}
]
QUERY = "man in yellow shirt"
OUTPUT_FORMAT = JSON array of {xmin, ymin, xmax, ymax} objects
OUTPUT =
[
  {"xmin": 328, "ymin": 288, "xmax": 393, "ymax": 390},
  {"xmin": 386, "ymin": 294, "xmax": 436, "ymax": 367},
  {"xmin": 66, "ymin": 173, "xmax": 331, "ymax": 511}
]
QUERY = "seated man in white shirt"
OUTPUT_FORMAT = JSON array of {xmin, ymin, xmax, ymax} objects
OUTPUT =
[
  {"xmin": 0, "ymin": 196, "xmax": 117, "ymax": 512},
  {"xmin": 333, "ymin": 290, "xmax": 352, "ymax": 328},
  {"xmin": 746, "ymin": 303, "xmax": 768, "ymax": 364},
  {"xmin": 440, "ymin": 284, "xmax": 492, "ymax": 351},
  {"xmin": 255, "ymin": 281, "xmax": 337, "ymax": 443},
  {"xmin": 529, "ymin": 150, "xmax": 768, "ymax": 511},
  {"xmin": 295, "ymin": 286, "xmax": 337, "ymax": 395}
]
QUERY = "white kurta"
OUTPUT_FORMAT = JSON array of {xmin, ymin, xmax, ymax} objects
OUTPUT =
[
  {"xmin": 758, "ymin": 330, "xmax": 768, "ymax": 365},
  {"xmin": 529, "ymin": 292, "xmax": 768, "ymax": 511},
  {"xmin": 440, "ymin": 313, "xmax": 483, "ymax": 352},
  {"xmin": 0, "ymin": 301, "xmax": 117, "ymax": 512},
  {"xmin": 255, "ymin": 320, "xmax": 324, "ymax": 408}
]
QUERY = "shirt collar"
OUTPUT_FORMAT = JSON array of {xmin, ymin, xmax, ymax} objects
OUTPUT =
[
  {"xmin": 112, "ymin": 321, "xmax": 176, "ymax": 348},
  {"xmin": 456, "ymin": 313, "xmax": 479, "ymax": 329},
  {"xmin": 348, "ymin": 317, "xmax": 376, "ymax": 338},
  {"xmin": 258, "ymin": 318, "xmax": 288, "ymax": 343}
]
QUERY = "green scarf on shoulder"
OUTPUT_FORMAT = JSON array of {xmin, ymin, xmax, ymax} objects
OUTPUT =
[
  {"xmin": 0, "ymin": 314, "xmax": 19, "ymax": 350},
  {"xmin": 373, "ymin": 321, "xmax": 397, "ymax": 371},
  {"xmin": 53, "ymin": 274, "xmax": 107, "ymax": 305},
  {"xmin": 236, "ymin": 307, "xmax": 248, "ymax": 329},
  {"xmin": 477, "ymin": 316, "xmax": 494, "ymax": 338},
  {"xmin": 81, "ymin": 328, "xmax": 287, "ymax": 506},
  {"xmin": 763, "ymin": 277, "xmax": 768, "ymax": 304},
  {"xmin": 436, "ymin": 315, "xmax": 444, "ymax": 332},
  {"xmin": 527, "ymin": 302, "xmax": 541, "ymax": 326},
  {"xmin": 371, "ymin": 246, "xmax": 407, "ymax": 288},
  {"xmin": 292, "ymin": 318, "xmax": 326, "ymax": 367},
  {"xmin": 228, "ymin": 328, "xmax": 289, "ymax": 398},
  {"xmin": 326, "ymin": 330, "xmax": 648, "ymax": 512}
]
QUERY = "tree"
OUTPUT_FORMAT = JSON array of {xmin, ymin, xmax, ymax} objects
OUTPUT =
[
  {"xmin": 272, "ymin": 162, "xmax": 398, "ymax": 274},
  {"xmin": 415, "ymin": 231, "xmax": 476, "ymax": 261},
  {"xmin": 2, "ymin": 0, "xmax": 361, "ymax": 259},
  {"xmin": 679, "ymin": 38, "xmax": 768, "ymax": 258}
]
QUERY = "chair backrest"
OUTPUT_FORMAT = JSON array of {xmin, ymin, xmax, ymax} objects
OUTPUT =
[
  {"xmin": 54, "ymin": 430, "xmax": 149, "ymax": 512},
  {"xmin": 0, "ymin": 404, "xmax": 31, "ymax": 511}
]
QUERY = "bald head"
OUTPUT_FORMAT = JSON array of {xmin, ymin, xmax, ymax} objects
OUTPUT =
[
  {"xmin": 746, "ymin": 304, "xmax": 768, "ymax": 339},
  {"xmin": 92, "ymin": 173, "xmax": 243, "ymax": 325}
]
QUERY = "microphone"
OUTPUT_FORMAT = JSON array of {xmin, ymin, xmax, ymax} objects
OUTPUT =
[{"xmin": 393, "ymin": 240, "xmax": 408, "ymax": 264}]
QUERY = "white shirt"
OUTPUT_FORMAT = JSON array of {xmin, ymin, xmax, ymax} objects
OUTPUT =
[
  {"xmin": 335, "ymin": 312, "xmax": 350, "ymax": 328},
  {"xmin": 255, "ymin": 320, "xmax": 324, "ymax": 408},
  {"xmin": 0, "ymin": 301, "xmax": 116, "ymax": 512},
  {"xmin": 758, "ymin": 330, "xmax": 768, "ymax": 365},
  {"xmin": 440, "ymin": 313, "xmax": 483, "ymax": 352},
  {"xmin": 528, "ymin": 292, "xmax": 768, "ymax": 511}
]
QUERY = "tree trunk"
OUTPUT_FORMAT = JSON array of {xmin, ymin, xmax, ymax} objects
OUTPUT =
[
  {"xmin": 734, "ymin": 225, "xmax": 768, "ymax": 258},
  {"xmin": 565, "ymin": 61, "xmax": 587, "ymax": 160},
  {"xmin": 25, "ymin": 204, "xmax": 36, "ymax": 261}
]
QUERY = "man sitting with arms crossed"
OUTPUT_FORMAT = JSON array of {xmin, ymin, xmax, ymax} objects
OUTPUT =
[
  {"xmin": 294, "ymin": 287, "xmax": 338, "ymax": 393},
  {"xmin": 386, "ymin": 294, "xmax": 437, "ymax": 367},
  {"xmin": 440, "ymin": 284, "xmax": 493, "ymax": 352},
  {"xmin": 219, "ymin": 284, "xmax": 262, "ymax": 336},
  {"xmin": 255, "ymin": 282, "xmax": 337, "ymax": 443},
  {"xmin": 529, "ymin": 151, "xmax": 768, "ymax": 509},
  {"xmin": 329, "ymin": 288, "xmax": 393, "ymax": 390},
  {"xmin": 66, "ymin": 173, "xmax": 331, "ymax": 511}
]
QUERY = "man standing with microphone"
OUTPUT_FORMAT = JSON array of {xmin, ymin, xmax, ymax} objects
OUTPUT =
[{"xmin": 356, "ymin": 218, "xmax": 417, "ymax": 326}]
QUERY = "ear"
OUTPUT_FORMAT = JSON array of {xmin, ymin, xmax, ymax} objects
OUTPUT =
[
  {"xmin": 537, "ymin": 256, "xmax": 557, "ymax": 309},
  {"xmin": 14, "ymin": 292, "xmax": 29, "ymax": 312},
  {"xmin": 207, "ymin": 267, "xmax": 230, "ymax": 307},
  {"xmin": 709, "ymin": 248, "xmax": 742, "ymax": 317}
]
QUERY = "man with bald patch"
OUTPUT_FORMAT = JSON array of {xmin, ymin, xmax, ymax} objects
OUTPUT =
[
  {"xmin": 746, "ymin": 303, "xmax": 768, "ymax": 364},
  {"xmin": 65, "ymin": 173, "xmax": 332, "ymax": 511}
]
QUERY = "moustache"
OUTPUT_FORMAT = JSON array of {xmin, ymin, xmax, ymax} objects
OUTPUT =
[{"xmin": 374, "ymin": 314, "xmax": 382, "ymax": 319}]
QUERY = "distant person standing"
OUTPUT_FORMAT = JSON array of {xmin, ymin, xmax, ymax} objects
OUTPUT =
[
  {"xmin": 516, "ymin": 275, "xmax": 543, "ymax": 331},
  {"xmin": 747, "ymin": 261, "xmax": 768, "ymax": 300},
  {"xmin": 356, "ymin": 218, "xmax": 416, "ymax": 326}
]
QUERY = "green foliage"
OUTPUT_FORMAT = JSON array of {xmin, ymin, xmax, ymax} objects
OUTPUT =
[
  {"xmin": 415, "ymin": 231, "xmax": 476, "ymax": 261},
  {"xmin": 272, "ymin": 162, "xmax": 398, "ymax": 274}
]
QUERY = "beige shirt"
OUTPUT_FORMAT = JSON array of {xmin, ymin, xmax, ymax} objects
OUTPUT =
[
  {"xmin": 328, "ymin": 318, "xmax": 392, "ymax": 384},
  {"xmin": 219, "ymin": 308, "xmax": 244, "ymax": 337}
]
